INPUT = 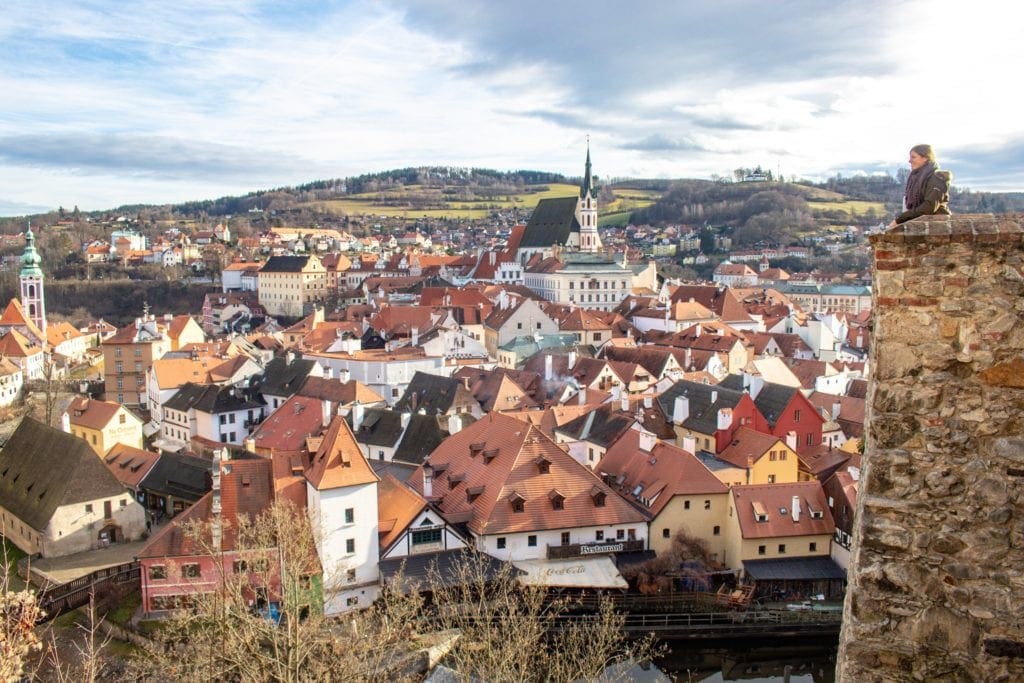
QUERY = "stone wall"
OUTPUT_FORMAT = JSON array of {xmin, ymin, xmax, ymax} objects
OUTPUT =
[{"xmin": 837, "ymin": 215, "xmax": 1024, "ymax": 681}]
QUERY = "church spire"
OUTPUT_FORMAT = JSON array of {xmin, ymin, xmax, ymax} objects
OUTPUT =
[
  {"xmin": 19, "ymin": 222, "xmax": 46, "ymax": 333},
  {"xmin": 580, "ymin": 136, "xmax": 595, "ymax": 199}
]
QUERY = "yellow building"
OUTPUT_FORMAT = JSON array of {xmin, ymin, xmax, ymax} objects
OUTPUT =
[
  {"xmin": 257, "ymin": 254, "xmax": 329, "ymax": 318},
  {"xmin": 713, "ymin": 427, "xmax": 801, "ymax": 486},
  {"xmin": 63, "ymin": 397, "xmax": 145, "ymax": 455},
  {"xmin": 723, "ymin": 481, "xmax": 834, "ymax": 572}
]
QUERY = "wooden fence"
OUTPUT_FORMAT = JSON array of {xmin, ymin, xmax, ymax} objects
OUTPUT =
[{"xmin": 36, "ymin": 561, "xmax": 141, "ymax": 622}]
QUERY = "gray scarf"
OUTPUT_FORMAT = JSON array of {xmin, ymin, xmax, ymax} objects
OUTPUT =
[{"xmin": 904, "ymin": 161, "xmax": 937, "ymax": 210}]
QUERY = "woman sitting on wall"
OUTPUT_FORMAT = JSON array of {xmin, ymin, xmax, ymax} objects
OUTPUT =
[{"xmin": 889, "ymin": 144, "xmax": 953, "ymax": 228}]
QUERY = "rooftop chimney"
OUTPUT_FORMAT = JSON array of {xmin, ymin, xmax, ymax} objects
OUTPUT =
[
  {"xmin": 673, "ymin": 396, "xmax": 690, "ymax": 425},
  {"xmin": 578, "ymin": 389, "xmax": 587, "ymax": 406},
  {"xmin": 401, "ymin": 411, "xmax": 411, "ymax": 430},
  {"xmin": 447, "ymin": 413, "xmax": 462, "ymax": 435},
  {"xmin": 710, "ymin": 390, "xmax": 718, "ymax": 404},
  {"xmin": 352, "ymin": 401, "xmax": 365, "ymax": 432},
  {"xmin": 323, "ymin": 364, "xmax": 333, "ymax": 380},
  {"xmin": 544, "ymin": 355, "xmax": 553, "ymax": 381},
  {"xmin": 786, "ymin": 431, "xmax": 798, "ymax": 450},
  {"xmin": 244, "ymin": 436, "xmax": 256, "ymax": 454},
  {"xmin": 717, "ymin": 407, "xmax": 733, "ymax": 430},
  {"xmin": 422, "ymin": 460, "xmax": 433, "ymax": 498},
  {"xmin": 643, "ymin": 394, "xmax": 653, "ymax": 409},
  {"xmin": 339, "ymin": 367, "xmax": 351, "ymax": 384},
  {"xmin": 411, "ymin": 326, "xmax": 419, "ymax": 347},
  {"xmin": 620, "ymin": 395, "xmax": 629, "ymax": 412},
  {"xmin": 61, "ymin": 411, "xmax": 71, "ymax": 433},
  {"xmin": 832, "ymin": 401, "xmax": 842, "ymax": 421},
  {"xmin": 568, "ymin": 350, "xmax": 577, "ymax": 369},
  {"xmin": 791, "ymin": 495, "xmax": 801, "ymax": 523},
  {"xmin": 682, "ymin": 435, "xmax": 696, "ymax": 454},
  {"xmin": 639, "ymin": 430, "xmax": 657, "ymax": 453}
]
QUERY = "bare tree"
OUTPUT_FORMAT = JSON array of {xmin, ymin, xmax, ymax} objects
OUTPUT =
[{"xmin": 1, "ymin": 539, "xmax": 44, "ymax": 683}]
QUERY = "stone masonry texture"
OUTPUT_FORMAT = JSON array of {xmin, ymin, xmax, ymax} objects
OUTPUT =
[{"xmin": 837, "ymin": 215, "xmax": 1024, "ymax": 681}]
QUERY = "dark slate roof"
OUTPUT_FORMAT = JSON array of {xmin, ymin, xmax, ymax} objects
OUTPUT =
[
  {"xmin": 260, "ymin": 255, "xmax": 311, "ymax": 273},
  {"xmin": 379, "ymin": 548, "xmax": 517, "ymax": 591},
  {"xmin": 0, "ymin": 417, "xmax": 127, "ymax": 532},
  {"xmin": 348, "ymin": 408, "xmax": 406, "ymax": 448},
  {"xmin": 164, "ymin": 383, "xmax": 265, "ymax": 414},
  {"xmin": 749, "ymin": 383, "xmax": 800, "ymax": 427},
  {"xmin": 742, "ymin": 556, "xmax": 846, "ymax": 581},
  {"xmin": 393, "ymin": 372, "xmax": 460, "ymax": 416},
  {"xmin": 258, "ymin": 356, "xmax": 319, "ymax": 398},
  {"xmin": 392, "ymin": 414, "xmax": 449, "ymax": 466},
  {"xmin": 657, "ymin": 380, "xmax": 747, "ymax": 435},
  {"xmin": 138, "ymin": 452, "xmax": 212, "ymax": 501},
  {"xmin": 519, "ymin": 196, "xmax": 581, "ymax": 248},
  {"xmin": 695, "ymin": 450, "xmax": 737, "ymax": 472},
  {"xmin": 555, "ymin": 405, "xmax": 634, "ymax": 448}
]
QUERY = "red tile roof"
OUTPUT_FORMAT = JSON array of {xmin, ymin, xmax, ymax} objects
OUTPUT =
[
  {"xmin": 377, "ymin": 473, "xmax": 428, "ymax": 552},
  {"xmin": 305, "ymin": 415, "xmax": 379, "ymax": 491},
  {"xmin": 731, "ymin": 482, "xmax": 834, "ymax": 540},
  {"xmin": 251, "ymin": 395, "xmax": 327, "ymax": 455},
  {"xmin": 103, "ymin": 444, "xmax": 160, "ymax": 488},
  {"xmin": 407, "ymin": 413, "xmax": 646, "ymax": 536}
]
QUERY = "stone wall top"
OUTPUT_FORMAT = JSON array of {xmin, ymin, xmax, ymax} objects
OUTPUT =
[{"xmin": 870, "ymin": 213, "xmax": 1024, "ymax": 247}]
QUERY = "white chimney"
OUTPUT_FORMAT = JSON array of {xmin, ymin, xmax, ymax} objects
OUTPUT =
[
  {"xmin": 323, "ymin": 364, "xmax": 333, "ymax": 380},
  {"xmin": 749, "ymin": 375, "xmax": 765, "ymax": 399},
  {"xmin": 544, "ymin": 355, "xmax": 553, "ymax": 381},
  {"xmin": 61, "ymin": 412, "xmax": 71, "ymax": 433},
  {"xmin": 694, "ymin": 325, "xmax": 702, "ymax": 338},
  {"xmin": 211, "ymin": 450, "xmax": 223, "ymax": 550},
  {"xmin": 422, "ymin": 461, "xmax": 433, "ymax": 498},
  {"xmin": 568, "ymin": 350, "xmax": 577, "ymax": 369},
  {"xmin": 682, "ymin": 435, "xmax": 697, "ymax": 454},
  {"xmin": 832, "ymin": 402, "xmax": 841, "ymax": 421},
  {"xmin": 578, "ymin": 389, "xmax": 587, "ymax": 406},
  {"xmin": 401, "ymin": 411, "xmax": 411, "ymax": 430},
  {"xmin": 710, "ymin": 390, "xmax": 718, "ymax": 404},
  {"xmin": 352, "ymin": 401, "xmax": 365, "ymax": 432},
  {"xmin": 673, "ymin": 396, "xmax": 690, "ymax": 425},
  {"xmin": 339, "ymin": 367, "xmax": 351, "ymax": 384},
  {"xmin": 717, "ymin": 408, "xmax": 733, "ymax": 430},
  {"xmin": 412, "ymin": 326, "xmax": 419, "ymax": 347},
  {"xmin": 643, "ymin": 394, "xmax": 652, "ymax": 409},
  {"xmin": 620, "ymin": 394, "xmax": 630, "ymax": 412},
  {"xmin": 791, "ymin": 496, "xmax": 801, "ymax": 523},
  {"xmin": 447, "ymin": 413, "xmax": 462, "ymax": 435},
  {"xmin": 322, "ymin": 399, "xmax": 332, "ymax": 427},
  {"xmin": 786, "ymin": 431, "xmax": 797, "ymax": 450},
  {"xmin": 244, "ymin": 436, "xmax": 256, "ymax": 453},
  {"xmin": 639, "ymin": 430, "xmax": 657, "ymax": 453}
]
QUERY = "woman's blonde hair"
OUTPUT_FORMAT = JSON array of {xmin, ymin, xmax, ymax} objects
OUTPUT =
[{"xmin": 910, "ymin": 144, "xmax": 936, "ymax": 163}]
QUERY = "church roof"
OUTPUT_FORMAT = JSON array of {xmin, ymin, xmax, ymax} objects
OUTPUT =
[{"xmin": 518, "ymin": 196, "xmax": 581, "ymax": 248}]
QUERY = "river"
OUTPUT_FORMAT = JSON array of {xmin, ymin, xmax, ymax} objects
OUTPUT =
[{"xmin": 651, "ymin": 635, "xmax": 839, "ymax": 682}]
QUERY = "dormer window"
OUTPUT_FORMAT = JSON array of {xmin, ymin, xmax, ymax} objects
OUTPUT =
[
  {"xmin": 469, "ymin": 442, "xmax": 485, "ymax": 457},
  {"xmin": 548, "ymin": 490, "xmax": 565, "ymax": 511},
  {"xmin": 483, "ymin": 449, "xmax": 498, "ymax": 464},
  {"xmin": 590, "ymin": 486, "xmax": 606, "ymax": 508},
  {"xmin": 447, "ymin": 472, "xmax": 465, "ymax": 488},
  {"xmin": 466, "ymin": 485, "xmax": 484, "ymax": 503},
  {"xmin": 534, "ymin": 455, "xmax": 551, "ymax": 475},
  {"xmin": 752, "ymin": 501, "xmax": 769, "ymax": 523},
  {"xmin": 508, "ymin": 491, "xmax": 525, "ymax": 513}
]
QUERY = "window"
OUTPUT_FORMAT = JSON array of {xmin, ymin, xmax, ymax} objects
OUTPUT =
[
  {"xmin": 219, "ymin": 415, "xmax": 227, "ymax": 425},
  {"xmin": 809, "ymin": 542, "xmax": 818, "ymax": 552},
  {"xmin": 560, "ymin": 532, "xmax": 571, "ymax": 546},
  {"xmin": 148, "ymin": 565, "xmax": 167, "ymax": 580},
  {"xmin": 346, "ymin": 569, "xmax": 357, "ymax": 583},
  {"xmin": 768, "ymin": 474, "xmax": 776, "ymax": 484},
  {"xmin": 391, "ymin": 388, "xmax": 399, "ymax": 398},
  {"xmin": 704, "ymin": 500, "xmax": 711, "ymax": 510},
  {"xmin": 616, "ymin": 529, "xmax": 625, "ymax": 540},
  {"xmin": 511, "ymin": 499, "xmax": 525, "ymax": 513},
  {"xmin": 527, "ymin": 535, "xmax": 537, "ymax": 547},
  {"xmin": 713, "ymin": 525, "xmax": 721, "ymax": 536},
  {"xmin": 119, "ymin": 414, "xmax": 126, "ymax": 424},
  {"xmin": 85, "ymin": 504, "xmax": 93, "ymax": 514},
  {"xmin": 684, "ymin": 500, "xmax": 690, "ymax": 510},
  {"xmin": 758, "ymin": 545, "xmax": 766, "ymax": 556},
  {"xmin": 778, "ymin": 544, "xmax": 787, "ymax": 554},
  {"xmin": 120, "ymin": 499, "xmax": 127, "ymax": 508},
  {"xmin": 595, "ymin": 530, "xmax": 604, "ymax": 541},
  {"xmin": 806, "ymin": 433, "xmax": 813, "ymax": 446},
  {"xmin": 344, "ymin": 508, "xmax": 354, "ymax": 524},
  {"xmin": 780, "ymin": 451, "xmax": 787, "ymax": 460},
  {"xmin": 769, "ymin": 451, "xmax": 777, "ymax": 461},
  {"xmin": 346, "ymin": 597, "xmax": 359, "ymax": 607},
  {"xmin": 345, "ymin": 539, "xmax": 355, "ymax": 554},
  {"xmin": 517, "ymin": 322, "xmax": 523, "ymax": 330},
  {"xmin": 497, "ymin": 537, "xmax": 507, "ymax": 550},
  {"xmin": 233, "ymin": 560, "xmax": 248, "ymax": 573},
  {"xmin": 182, "ymin": 563, "xmax": 201, "ymax": 578},
  {"xmin": 662, "ymin": 528, "xmax": 670, "ymax": 538},
  {"xmin": 627, "ymin": 528, "xmax": 636, "ymax": 540},
  {"xmin": 794, "ymin": 409, "xmax": 801, "ymax": 423},
  {"xmin": 91, "ymin": 434, "xmax": 97, "ymax": 445},
  {"xmin": 412, "ymin": 528, "xmax": 441, "ymax": 545}
]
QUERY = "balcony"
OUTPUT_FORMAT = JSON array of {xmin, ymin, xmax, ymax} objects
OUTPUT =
[{"xmin": 547, "ymin": 539, "xmax": 645, "ymax": 560}]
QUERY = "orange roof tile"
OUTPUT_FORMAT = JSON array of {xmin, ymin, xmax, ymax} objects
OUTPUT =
[
  {"xmin": 377, "ymin": 473, "xmax": 428, "ymax": 552},
  {"xmin": 0, "ymin": 329, "xmax": 42, "ymax": 358},
  {"xmin": 716, "ymin": 427, "xmax": 787, "ymax": 469},
  {"xmin": 103, "ymin": 444, "xmax": 160, "ymax": 488},
  {"xmin": 66, "ymin": 397, "xmax": 132, "ymax": 431},
  {"xmin": 251, "ymin": 395, "xmax": 327, "ymax": 455},
  {"xmin": 306, "ymin": 415, "xmax": 379, "ymax": 490},
  {"xmin": 731, "ymin": 482, "xmax": 834, "ymax": 540}
]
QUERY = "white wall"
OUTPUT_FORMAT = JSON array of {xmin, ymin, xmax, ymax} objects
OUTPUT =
[{"xmin": 476, "ymin": 522, "xmax": 648, "ymax": 562}]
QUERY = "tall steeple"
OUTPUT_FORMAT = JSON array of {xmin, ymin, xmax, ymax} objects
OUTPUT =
[
  {"xmin": 580, "ymin": 136, "xmax": 596, "ymax": 200},
  {"xmin": 19, "ymin": 225, "xmax": 46, "ymax": 333},
  {"xmin": 576, "ymin": 138, "xmax": 601, "ymax": 252}
]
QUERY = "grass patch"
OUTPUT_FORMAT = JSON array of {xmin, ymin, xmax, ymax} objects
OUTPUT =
[
  {"xmin": 807, "ymin": 199, "xmax": 886, "ymax": 216},
  {"xmin": 599, "ymin": 212, "xmax": 633, "ymax": 227},
  {"xmin": 105, "ymin": 591, "xmax": 141, "ymax": 626}
]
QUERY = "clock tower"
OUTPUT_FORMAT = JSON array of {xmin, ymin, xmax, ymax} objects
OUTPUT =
[{"xmin": 19, "ymin": 227, "xmax": 46, "ymax": 334}]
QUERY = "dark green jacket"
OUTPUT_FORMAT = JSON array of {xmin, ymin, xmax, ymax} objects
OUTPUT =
[{"xmin": 896, "ymin": 169, "xmax": 953, "ymax": 224}]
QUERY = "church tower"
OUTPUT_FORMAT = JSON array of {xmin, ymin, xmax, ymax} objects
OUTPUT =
[
  {"xmin": 576, "ymin": 140, "xmax": 602, "ymax": 253},
  {"xmin": 19, "ymin": 227, "xmax": 46, "ymax": 333}
]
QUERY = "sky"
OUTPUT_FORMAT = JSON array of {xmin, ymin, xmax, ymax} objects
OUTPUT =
[{"xmin": 1, "ymin": 0, "xmax": 1021, "ymax": 216}]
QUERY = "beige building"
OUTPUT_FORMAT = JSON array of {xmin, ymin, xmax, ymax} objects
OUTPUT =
[
  {"xmin": 257, "ymin": 254, "xmax": 329, "ymax": 318},
  {"xmin": 0, "ymin": 418, "xmax": 146, "ymax": 557}
]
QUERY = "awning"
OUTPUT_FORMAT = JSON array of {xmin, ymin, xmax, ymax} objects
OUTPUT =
[
  {"xmin": 513, "ymin": 556, "xmax": 628, "ymax": 590},
  {"xmin": 142, "ymin": 421, "xmax": 162, "ymax": 437},
  {"xmin": 742, "ymin": 556, "xmax": 846, "ymax": 581}
]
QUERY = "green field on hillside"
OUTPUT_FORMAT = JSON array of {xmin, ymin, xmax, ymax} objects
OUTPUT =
[{"xmin": 308, "ymin": 183, "xmax": 659, "ymax": 221}]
